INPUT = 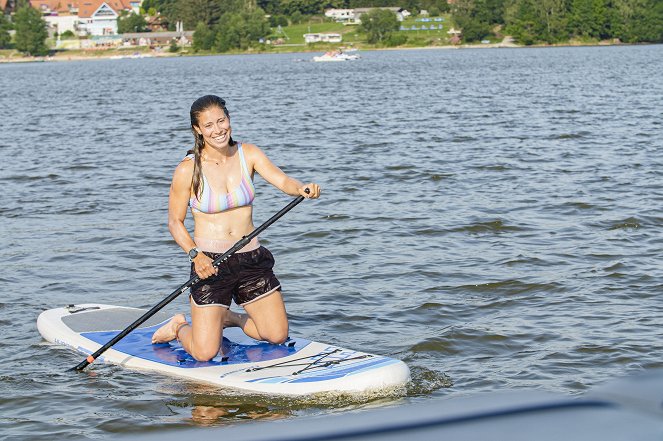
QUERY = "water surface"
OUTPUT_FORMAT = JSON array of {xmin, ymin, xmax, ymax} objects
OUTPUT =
[{"xmin": 0, "ymin": 44, "xmax": 661, "ymax": 439}]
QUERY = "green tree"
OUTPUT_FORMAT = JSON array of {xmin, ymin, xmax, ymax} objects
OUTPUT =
[
  {"xmin": 0, "ymin": 14, "xmax": 12, "ymax": 48},
  {"xmin": 243, "ymin": 8, "xmax": 270, "ymax": 40},
  {"xmin": 655, "ymin": 0, "xmax": 663, "ymax": 42},
  {"xmin": 215, "ymin": 13, "xmax": 245, "ymax": 51},
  {"xmin": 141, "ymin": 0, "xmax": 159, "ymax": 12},
  {"xmin": 483, "ymin": 0, "xmax": 507, "ymax": 24},
  {"xmin": 359, "ymin": 8, "xmax": 400, "ymax": 44},
  {"xmin": 504, "ymin": 0, "xmax": 570, "ymax": 44},
  {"xmin": 290, "ymin": 10, "xmax": 303, "ymax": 24},
  {"xmin": 117, "ymin": 11, "xmax": 148, "ymax": 33},
  {"xmin": 610, "ymin": 0, "xmax": 663, "ymax": 43},
  {"xmin": 269, "ymin": 14, "xmax": 289, "ymax": 27},
  {"xmin": 280, "ymin": 0, "xmax": 326, "ymax": 16},
  {"xmin": 192, "ymin": 21, "xmax": 215, "ymax": 50},
  {"xmin": 535, "ymin": 0, "xmax": 569, "ymax": 43},
  {"xmin": 14, "ymin": 5, "xmax": 48, "ymax": 56},
  {"xmin": 213, "ymin": 8, "xmax": 270, "ymax": 52},
  {"xmin": 350, "ymin": 0, "xmax": 395, "ymax": 7},
  {"xmin": 451, "ymin": 0, "xmax": 493, "ymax": 42},
  {"xmin": 570, "ymin": 0, "xmax": 600, "ymax": 37},
  {"xmin": 257, "ymin": 0, "xmax": 281, "ymax": 14},
  {"xmin": 504, "ymin": 0, "xmax": 541, "ymax": 44},
  {"xmin": 157, "ymin": 0, "xmax": 259, "ymax": 30},
  {"xmin": 177, "ymin": 0, "xmax": 222, "ymax": 29}
]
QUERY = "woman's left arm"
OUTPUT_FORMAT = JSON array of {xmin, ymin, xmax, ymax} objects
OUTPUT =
[{"xmin": 246, "ymin": 144, "xmax": 321, "ymax": 198}]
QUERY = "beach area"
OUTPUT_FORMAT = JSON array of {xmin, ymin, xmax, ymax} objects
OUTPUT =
[{"xmin": 0, "ymin": 36, "xmax": 636, "ymax": 64}]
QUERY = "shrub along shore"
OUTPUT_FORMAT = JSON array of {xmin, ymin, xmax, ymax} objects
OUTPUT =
[{"xmin": 0, "ymin": 37, "xmax": 649, "ymax": 64}]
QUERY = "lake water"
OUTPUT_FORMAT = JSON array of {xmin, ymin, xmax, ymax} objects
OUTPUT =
[{"xmin": 0, "ymin": 44, "xmax": 661, "ymax": 439}]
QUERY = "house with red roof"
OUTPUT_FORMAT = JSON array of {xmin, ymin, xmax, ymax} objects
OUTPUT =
[{"xmin": 28, "ymin": 0, "xmax": 138, "ymax": 36}]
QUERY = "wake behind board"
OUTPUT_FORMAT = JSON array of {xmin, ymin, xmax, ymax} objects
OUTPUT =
[{"xmin": 37, "ymin": 304, "xmax": 410, "ymax": 396}]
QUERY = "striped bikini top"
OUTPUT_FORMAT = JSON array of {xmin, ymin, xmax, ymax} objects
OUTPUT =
[{"xmin": 188, "ymin": 143, "xmax": 255, "ymax": 214}]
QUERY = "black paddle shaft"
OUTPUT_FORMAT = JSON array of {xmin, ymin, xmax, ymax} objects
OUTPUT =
[{"xmin": 72, "ymin": 193, "xmax": 307, "ymax": 371}]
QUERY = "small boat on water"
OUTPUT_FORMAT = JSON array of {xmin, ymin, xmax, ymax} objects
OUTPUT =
[
  {"xmin": 110, "ymin": 52, "xmax": 153, "ymax": 60},
  {"xmin": 313, "ymin": 50, "xmax": 360, "ymax": 62}
]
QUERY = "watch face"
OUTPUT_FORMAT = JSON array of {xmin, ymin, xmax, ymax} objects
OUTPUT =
[{"xmin": 189, "ymin": 248, "xmax": 198, "ymax": 258}]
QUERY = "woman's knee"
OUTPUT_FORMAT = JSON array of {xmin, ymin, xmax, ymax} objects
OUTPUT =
[
  {"xmin": 190, "ymin": 346, "xmax": 220, "ymax": 362},
  {"xmin": 260, "ymin": 327, "xmax": 289, "ymax": 345}
]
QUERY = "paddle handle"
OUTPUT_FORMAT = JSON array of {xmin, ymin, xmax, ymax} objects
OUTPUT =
[{"xmin": 73, "ymin": 193, "xmax": 307, "ymax": 371}]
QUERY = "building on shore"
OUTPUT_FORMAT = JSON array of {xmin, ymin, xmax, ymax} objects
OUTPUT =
[
  {"xmin": 121, "ymin": 30, "xmax": 193, "ymax": 47},
  {"xmin": 325, "ymin": 7, "xmax": 411, "ymax": 25},
  {"xmin": 303, "ymin": 33, "xmax": 342, "ymax": 44},
  {"xmin": 27, "ymin": 0, "xmax": 140, "ymax": 36}
]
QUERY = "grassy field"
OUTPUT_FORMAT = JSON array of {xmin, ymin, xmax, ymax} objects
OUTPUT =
[
  {"xmin": 265, "ymin": 14, "xmax": 460, "ymax": 50},
  {"xmin": 268, "ymin": 20, "xmax": 362, "ymax": 46}
]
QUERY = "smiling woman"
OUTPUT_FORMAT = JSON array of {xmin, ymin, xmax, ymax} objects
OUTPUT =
[{"xmin": 152, "ymin": 95, "xmax": 321, "ymax": 362}]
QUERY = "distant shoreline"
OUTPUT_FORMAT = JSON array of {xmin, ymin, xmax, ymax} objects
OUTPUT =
[{"xmin": 0, "ymin": 40, "xmax": 651, "ymax": 64}]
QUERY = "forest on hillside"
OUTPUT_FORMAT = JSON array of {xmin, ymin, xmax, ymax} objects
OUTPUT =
[{"xmin": 141, "ymin": 0, "xmax": 663, "ymax": 45}]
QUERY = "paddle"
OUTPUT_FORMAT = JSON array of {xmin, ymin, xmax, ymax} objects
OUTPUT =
[{"xmin": 72, "ymin": 190, "xmax": 309, "ymax": 371}]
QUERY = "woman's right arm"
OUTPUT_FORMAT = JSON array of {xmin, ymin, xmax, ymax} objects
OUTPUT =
[
  {"xmin": 168, "ymin": 160, "xmax": 197, "ymax": 254},
  {"xmin": 168, "ymin": 160, "xmax": 217, "ymax": 278}
]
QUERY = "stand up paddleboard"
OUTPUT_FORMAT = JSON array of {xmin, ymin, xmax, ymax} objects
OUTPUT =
[{"xmin": 38, "ymin": 304, "xmax": 410, "ymax": 396}]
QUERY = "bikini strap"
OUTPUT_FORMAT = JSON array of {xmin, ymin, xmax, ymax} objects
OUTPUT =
[{"xmin": 237, "ymin": 142, "xmax": 251, "ymax": 177}]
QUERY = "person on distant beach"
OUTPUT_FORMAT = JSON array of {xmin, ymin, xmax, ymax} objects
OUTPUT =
[{"xmin": 152, "ymin": 95, "xmax": 320, "ymax": 361}]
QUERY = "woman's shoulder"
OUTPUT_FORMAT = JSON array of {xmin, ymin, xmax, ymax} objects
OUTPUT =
[
  {"xmin": 173, "ymin": 154, "xmax": 195, "ymax": 176},
  {"xmin": 238, "ymin": 142, "xmax": 265, "ymax": 159},
  {"xmin": 178, "ymin": 153, "xmax": 195, "ymax": 166},
  {"xmin": 239, "ymin": 142, "xmax": 270, "ymax": 169},
  {"xmin": 238, "ymin": 141, "xmax": 258, "ymax": 152}
]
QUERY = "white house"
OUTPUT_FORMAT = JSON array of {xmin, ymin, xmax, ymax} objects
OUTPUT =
[
  {"xmin": 78, "ymin": 3, "xmax": 120, "ymax": 36},
  {"xmin": 29, "ymin": 0, "xmax": 134, "ymax": 36},
  {"xmin": 324, "ymin": 9, "xmax": 355, "ymax": 23},
  {"xmin": 44, "ymin": 14, "xmax": 81, "ymax": 35},
  {"xmin": 304, "ymin": 33, "xmax": 342, "ymax": 44},
  {"xmin": 354, "ymin": 7, "xmax": 410, "ymax": 23}
]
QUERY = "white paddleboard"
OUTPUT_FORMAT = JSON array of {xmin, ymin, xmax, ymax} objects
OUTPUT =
[{"xmin": 37, "ymin": 304, "xmax": 410, "ymax": 396}]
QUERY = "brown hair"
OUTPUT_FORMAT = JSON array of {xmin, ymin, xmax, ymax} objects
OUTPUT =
[{"xmin": 187, "ymin": 95, "xmax": 235, "ymax": 199}]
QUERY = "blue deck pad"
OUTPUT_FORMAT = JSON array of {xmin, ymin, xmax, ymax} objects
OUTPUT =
[{"xmin": 81, "ymin": 323, "xmax": 311, "ymax": 369}]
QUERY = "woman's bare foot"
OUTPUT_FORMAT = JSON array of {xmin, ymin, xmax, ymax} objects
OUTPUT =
[
  {"xmin": 223, "ymin": 310, "xmax": 247, "ymax": 328},
  {"xmin": 152, "ymin": 314, "xmax": 187, "ymax": 344}
]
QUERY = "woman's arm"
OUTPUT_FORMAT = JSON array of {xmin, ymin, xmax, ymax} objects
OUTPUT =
[
  {"xmin": 245, "ymin": 143, "xmax": 321, "ymax": 198},
  {"xmin": 168, "ymin": 160, "xmax": 197, "ymax": 253}
]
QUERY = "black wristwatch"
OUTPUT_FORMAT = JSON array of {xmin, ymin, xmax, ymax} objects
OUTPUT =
[{"xmin": 187, "ymin": 247, "xmax": 199, "ymax": 262}]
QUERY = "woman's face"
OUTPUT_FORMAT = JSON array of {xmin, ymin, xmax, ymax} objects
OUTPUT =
[{"xmin": 194, "ymin": 106, "xmax": 231, "ymax": 149}]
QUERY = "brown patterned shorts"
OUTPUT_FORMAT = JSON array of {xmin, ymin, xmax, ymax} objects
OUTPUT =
[{"xmin": 190, "ymin": 246, "xmax": 281, "ymax": 308}]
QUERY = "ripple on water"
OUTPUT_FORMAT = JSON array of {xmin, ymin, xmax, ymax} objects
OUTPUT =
[
  {"xmin": 606, "ymin": 216, "xmax": 643, "ymax": 230},
  {"xmin": 450, "ymin": 219, "xmax": 527, "ymax": 235},
  {"xmin": 1, "ymin": 46, "xmax": 662, "ymax": 440}
]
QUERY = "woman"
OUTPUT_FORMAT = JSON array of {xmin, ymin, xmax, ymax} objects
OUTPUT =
[{"xmin": 152, "ymin": 95, "xmax": 320, "ymax": 362}]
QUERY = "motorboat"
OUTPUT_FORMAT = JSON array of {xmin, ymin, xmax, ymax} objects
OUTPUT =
[{"xmin": 313, "ymin": 51, "xmax": 360, "ymax": 62}]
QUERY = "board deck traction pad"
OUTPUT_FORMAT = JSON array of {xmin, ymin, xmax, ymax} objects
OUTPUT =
[{"xmin": 39, "ymin": 304, "xmax": 410, "ymax": 394}]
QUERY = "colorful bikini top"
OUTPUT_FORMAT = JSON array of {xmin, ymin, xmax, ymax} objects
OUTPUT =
[{"xmin": 188, "ymin": 142, "xmax": 255, "ymax": 214}]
